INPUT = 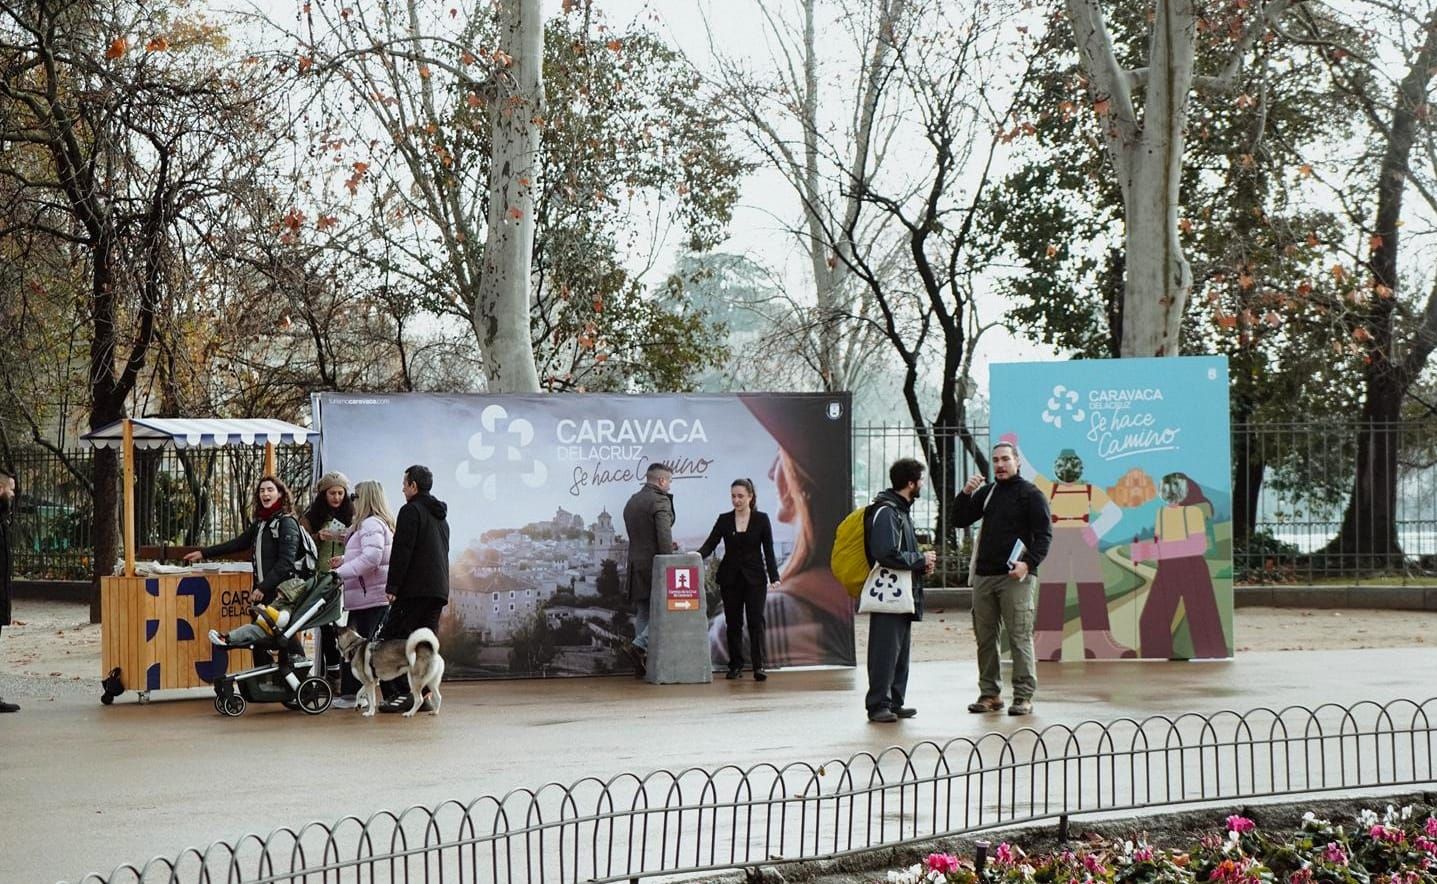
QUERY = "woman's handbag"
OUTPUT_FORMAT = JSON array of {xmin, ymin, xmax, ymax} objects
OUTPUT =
[{"xmin": 857, "ymin": 503, "xmax": 916, "ymax": 615}]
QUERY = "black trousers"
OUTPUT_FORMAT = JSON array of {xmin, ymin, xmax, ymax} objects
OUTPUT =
[
  {"xmin": 721, "ymin": 579, "xmax": 767, "ymax": 671},
  {"xmin": 378, "ymin": 597, "xmax": 445, "ymax": 698},
  {"xmin": 864, "ymin": 613, "xmax": 912, "ymax": 713}
]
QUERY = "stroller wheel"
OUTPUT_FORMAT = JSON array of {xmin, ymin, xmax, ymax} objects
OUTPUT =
[
  {"xmin": 295, "ymin": 677, "xmax": 332, "ymax": 715},
  {"xmin": 219, "ymin": 694, "xmax": 247, "ymax": 717}
]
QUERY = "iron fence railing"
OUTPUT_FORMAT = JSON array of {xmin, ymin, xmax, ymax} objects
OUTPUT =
[
  {"xmin": 11, "ymin": 418, "xmax": 1437, "ymax": 582},
  {"xmin": 74, "ymin": 697, "xmax": 1437, "ymax": 883},
  {"xmin": 3, "ymin": 445, "xmax": 312, "ymax": 579}
]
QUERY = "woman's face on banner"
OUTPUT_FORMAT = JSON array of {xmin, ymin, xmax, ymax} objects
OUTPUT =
[{"xmin": 769, "ymin": 455, "xmax": 796, "ymax": 524}]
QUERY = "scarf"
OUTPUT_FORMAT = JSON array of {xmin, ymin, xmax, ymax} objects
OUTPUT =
[{"xmin": 255, "ymin": 500, "xmax": 283, "ymax": 521}]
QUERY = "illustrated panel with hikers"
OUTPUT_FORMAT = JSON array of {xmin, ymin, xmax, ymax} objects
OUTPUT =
[
  {"xmin": 313, "ymin": 392, "xmax": 855, "ymax": 679},
  {"xmin": 989, "ymin": 357, "xmax": 1234, "ymax": 661}
]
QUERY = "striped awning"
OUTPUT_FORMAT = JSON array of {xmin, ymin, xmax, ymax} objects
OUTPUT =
[{"xmin": 81, "ymin": 418, "xmax": 318, "ymax": 450}]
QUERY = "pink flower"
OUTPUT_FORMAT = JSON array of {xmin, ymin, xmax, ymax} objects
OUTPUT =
[
  {"xmin": 1322, "ymin": 842, "xmax": 1348, "ymax": 866},
  {"xmin": 1226, "ymin": 815, "xmax": 1256, "ymax": 834},
  {"xmin": 1370, "ymin": 824, "xmax": 1406, "ymax": 844},
  {"xmin": 1290, "ymin": 868, "xmax": 1314, "ymax": 884},
  {"xmin": 1426, "ymin": 817, "xmax": 1437, "ymax": 838},
  {"xmin": 925, "ymin": 853, "xmax": 962, "ymax": 874},
  {"xmin": 1132, "ymin": 846, "xmax": 1155, "ymax": 863},
  {"xmin": 994, "ymin": 843, "xmax": 1016, "ymax": 866},
  {"xmin": 1415, "ymin": 837, "xmax": 1437, "ymax": 857},
  {"xmin": 1083, "ymin": 853, "xmax": 1107, "ymax": 875}
]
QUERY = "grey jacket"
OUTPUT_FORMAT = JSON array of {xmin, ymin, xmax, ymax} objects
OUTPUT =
[{"xmin": 622, "ymin": 481, "xmax": 675, "ymax": 602}]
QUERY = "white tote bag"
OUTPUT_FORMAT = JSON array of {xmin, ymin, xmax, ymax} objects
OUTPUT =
[
  {"xmin": 858, "ymin": 561, "xmax": 915, "ymax": 615},
  {"xmin": 858, "ymin": 504, "xmax": 915, "ymax": 615}
]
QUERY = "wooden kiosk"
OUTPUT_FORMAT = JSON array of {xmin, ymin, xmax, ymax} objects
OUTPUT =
[{"xmin": 80, "ymin": 418, "xmax": 317, "ymax": 703}]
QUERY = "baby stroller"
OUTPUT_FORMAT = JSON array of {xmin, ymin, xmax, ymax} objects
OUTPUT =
[{"xmin": 211, "ymin": 571, "xmax": 344, "ymax": 717}]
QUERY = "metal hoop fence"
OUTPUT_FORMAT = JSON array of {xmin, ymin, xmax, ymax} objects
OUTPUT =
[{"xmin": 78, "ymin": 697, "xmax": 1437, "ymax": 884}]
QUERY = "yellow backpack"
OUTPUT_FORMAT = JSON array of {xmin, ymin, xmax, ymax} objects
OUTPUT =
[{"xmin": 830, "ymin": 503, "xmax": 881, "ymax": 598}]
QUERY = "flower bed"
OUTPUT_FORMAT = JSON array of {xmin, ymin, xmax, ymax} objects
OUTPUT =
[{"xmin": 883, "ymin": 805, "xmax": 1437, "ymax": 884}]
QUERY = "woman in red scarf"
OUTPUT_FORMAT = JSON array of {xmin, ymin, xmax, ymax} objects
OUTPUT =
[{"xmin": 185, "ymin": 475, "xmax": 312, "ymax": 664}]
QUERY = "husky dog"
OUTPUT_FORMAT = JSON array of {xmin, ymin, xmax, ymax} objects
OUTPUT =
[{"xmin": 335, "ymin": 627, "xmax": 445, "ymax": 717}]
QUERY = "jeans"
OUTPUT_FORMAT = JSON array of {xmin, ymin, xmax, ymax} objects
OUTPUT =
[{"xmin": 633, "ymin": 598, "xmax": 651, "ymax": 651}]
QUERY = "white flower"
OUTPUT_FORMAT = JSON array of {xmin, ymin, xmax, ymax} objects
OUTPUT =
[
  {"xmin": 1303, "ymin": 812, "xmax": 1316, "ymax": 822},
  {"xmin": 1359, "ymin": 809, "xmax": 1380, "ymax": 828},
  {"xmin": 1385, "ymin": 805, "xmax": 1399, "ymax": 824},
  {"xmin": 1124, "ymin": 840, "xmax": 1135, "ymax": 855},
  {"xmin": 1402, "ymin": 805, "xmax": 1415, "ymax": 820}
]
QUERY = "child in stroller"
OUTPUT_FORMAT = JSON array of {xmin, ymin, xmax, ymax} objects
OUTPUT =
[
  {"xmin": 211, "ymin": 570, "xmax": 345, "ymax": 717},
  {"xmin": 208, "ymin": 576, "xmax": 309, "ymax": 647}
]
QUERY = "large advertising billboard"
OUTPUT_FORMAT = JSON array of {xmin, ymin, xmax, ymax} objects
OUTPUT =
[
  {"xmin": 315, "ymin": 393, "xmax": 855, "ymax": 677},
  {"xmin": 990, "ymin": 357, "xmax": 1233, "ymax": 660}
]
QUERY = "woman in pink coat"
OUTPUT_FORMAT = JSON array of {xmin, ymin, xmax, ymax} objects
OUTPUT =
[{"xmin": 327, "ymin": 480, "xmax": 394, "ymax": 708}]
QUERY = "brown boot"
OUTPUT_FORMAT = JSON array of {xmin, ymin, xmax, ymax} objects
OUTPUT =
[{"xmin": 967, "ymin": 695, "xmax": 1004, "ymax": 713}]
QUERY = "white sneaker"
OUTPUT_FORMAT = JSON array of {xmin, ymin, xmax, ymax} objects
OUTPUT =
[{"xmin": 331, "ymin": 695, "xmax": 358, "ymax": 709}]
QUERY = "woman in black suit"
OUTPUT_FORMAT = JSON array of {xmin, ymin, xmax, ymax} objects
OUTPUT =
[{"xmin": 698, "ymin": 478, "xmax": 781, "ymax": 680}]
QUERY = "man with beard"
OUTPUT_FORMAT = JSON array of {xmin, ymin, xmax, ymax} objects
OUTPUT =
[
  {"xmin": 862, "ymin": 458, "xmax": 936, "ymax": 723},
  {"xmin": 1, "ymin": 470, "xmax": 18, "ymax": 713},
  {"xmin": 954, "ymin": 440, "xmax": 1051, "ymax": 716}
]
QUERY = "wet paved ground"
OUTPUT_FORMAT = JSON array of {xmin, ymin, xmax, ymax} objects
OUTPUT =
[{"xmin": 3, "ymin": 647, "xmax": 1434, "ymax": 883}]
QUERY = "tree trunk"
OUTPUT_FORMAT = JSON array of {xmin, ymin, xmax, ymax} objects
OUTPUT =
[
  {"xmin": 1118, "ymin": 0, "xmax": 1195, "ymax": 357},
  {"xmin": 1066, "ymin": 0, "xmax": 1196, "ymax": 358},
  {"xmin": 1322, "ymin": 10, "xmax": 1437, "ymax": 570},
  {"xmin": 476, "ymin": 0, "xmax": 543, "ymax": 393},
  {"xmin": 1324, "ymin": 378, "xmax": 1403, "ymax": 570},
  {"xmin": 1230, "ymin": 434, "xmax": 1264, "ymax": 550}
]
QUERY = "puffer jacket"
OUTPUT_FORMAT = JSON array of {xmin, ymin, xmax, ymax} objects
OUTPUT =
[{"xmin": 333, "ymin": 515, "xmax": 392, "ymax": 611}]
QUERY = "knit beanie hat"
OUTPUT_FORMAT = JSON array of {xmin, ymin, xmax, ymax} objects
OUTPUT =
[{"xmin": 315, "ymin": 471, "xmax": 351, "ymax": 494}]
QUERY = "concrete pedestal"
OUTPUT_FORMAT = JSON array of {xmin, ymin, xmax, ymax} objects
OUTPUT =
[{"xmin": 645, "ymin": 553, "xmax": 713, "ymax": 684}]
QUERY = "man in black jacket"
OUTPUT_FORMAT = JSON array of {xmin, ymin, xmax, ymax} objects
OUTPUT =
[
  {"xmin": 953, "ymin": 440, "xmax": 1051, "ymax": 716},
  {"xmin": 378, "ymin": 464, "xmax": 450, "ymax": 712},
  {"xmin": 863, "ymin": 458, "xmax": 936, "ymax": 723},
  {"xmin": 1, "ymin": 470, "xmax": 18, "ymax": 713}
]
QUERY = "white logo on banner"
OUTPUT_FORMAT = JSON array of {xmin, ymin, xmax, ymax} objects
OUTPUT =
[
  {"xmin": 455, "ymin": 404, "xmax": 548, "ymax": 499},
  {"xmin": 1041, "ymin": 385, "xmax": 1087, "ymax": 429}
]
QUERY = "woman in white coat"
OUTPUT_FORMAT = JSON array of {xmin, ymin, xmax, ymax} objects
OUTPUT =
[{"xmin": 328, "ymin": 480, "xmax": 395, "ymax": 708}]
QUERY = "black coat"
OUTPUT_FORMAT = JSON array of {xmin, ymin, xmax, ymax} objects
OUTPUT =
[
  {"xmin": 697, "ymin": 510, "xmax": 780, "ymax": 589},
  {"xmin": 952, "ymin": 475, "xmax": 1052, "ymax": 577},
  {"xmin": 865, "ymin": 489, "xmax": 928, "ymax": 620},
  {"xmin": 1, "ymin": 496, "xmax": 13, "ymax": 627},
  {"xmin": 203, "ymin": 512, "xmax": 305, "ymax": 603},
  {"xmin": 386, "ymin": 493, "xmax": 450, "ymax": 601}
]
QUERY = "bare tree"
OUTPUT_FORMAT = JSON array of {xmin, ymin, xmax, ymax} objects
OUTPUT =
[
  {"xmin": 0, "ymin": 0, "xmax": 292, "ymax": 617},
  {"xmin": 704, "ymin": 0, "xmax": 897, "ymax": 393}
]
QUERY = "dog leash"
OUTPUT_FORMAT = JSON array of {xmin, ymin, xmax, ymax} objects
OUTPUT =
[{"xmin": 369, "ymin": 607, "xmax": 391, "ymax": 642}]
